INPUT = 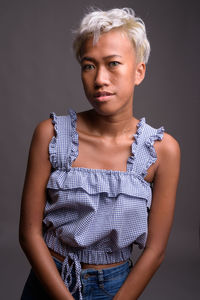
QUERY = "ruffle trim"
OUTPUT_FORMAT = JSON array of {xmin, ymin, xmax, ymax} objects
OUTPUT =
[
  {"xmin": 49, "ymin": 112, "xmax": 58, "ymax": 169},
  {"xmin": 127, "ymin": 117, "xmax": 146, "ymax": 171},
  {"xmin": 47, "ymin": 168, "xmax": 151, "ymax": 206},
  {"xmin": 142, "ymin": 126, "xmax": 165, "ymax": 177},
  {"xmin": 68, "ymin": 108, "xmax": 79, "ymax": 169}
]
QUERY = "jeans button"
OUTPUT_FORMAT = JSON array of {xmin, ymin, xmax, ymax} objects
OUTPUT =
[{"xmin": 84, "ymin": 274, "xmax": 90, "ymax": 279}]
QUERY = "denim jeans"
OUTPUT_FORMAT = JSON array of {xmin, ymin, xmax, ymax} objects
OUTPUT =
[{"xmin": 21, "ymin": 257, "xmax": 133, "ymax": 300}]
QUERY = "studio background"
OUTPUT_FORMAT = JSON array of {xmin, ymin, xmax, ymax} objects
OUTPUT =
[{"xmin": 1, "ymin": 0, "xmax": 199, "ymax": 299}]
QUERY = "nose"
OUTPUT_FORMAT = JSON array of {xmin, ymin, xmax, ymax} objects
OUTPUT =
[{"xmin": 94, "ymin": 66, "xmax": 109, "ymax": 88}]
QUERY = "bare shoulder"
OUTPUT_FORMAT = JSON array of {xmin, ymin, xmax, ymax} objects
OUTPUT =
[
  {"xmin": 32, "ymin": 118, "xmax": 55, "ymax": 145},
  {"xmin": 156, "ymin": 132, "xmax": 181, "ymax": 174},
  {"xmin": 159, "ymin": 132, "xmax": 181, "ymax": 159}
]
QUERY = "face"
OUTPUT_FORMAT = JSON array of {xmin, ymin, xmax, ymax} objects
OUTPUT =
[{"xmin": 80, "ymin": 29, "xmax": 145, "ymax": 115}]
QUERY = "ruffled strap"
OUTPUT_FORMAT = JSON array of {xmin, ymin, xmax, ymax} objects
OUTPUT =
[
  {"xmin": 49, "ymin": 112, "xmax": 58, "ymax": 169},
  {"xmin": 67, "ymin": 108, "xmax": 79, "ymax": 170},
  {"xmin": 67, "ymin": 110, "xmax": 147, "ymax": 173},
  {"xmin": 127, "ymin": 117, "xmax": 146, "ymax": 171},
  {"xmin": 48, "ymin": 111, "xmax": 72, "ymax": 171},
  {"xmin": 141, "ymin": 126, "xmax": 165, "ymax": 178},
  {"xmin": 61, "ymin": 253, "xmax": 83, "ymax": 299}
]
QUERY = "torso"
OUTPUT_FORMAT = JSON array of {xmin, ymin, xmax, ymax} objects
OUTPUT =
[{"xmin": 57, "ymin": 110, "xmax": 160, "ymax": 269}]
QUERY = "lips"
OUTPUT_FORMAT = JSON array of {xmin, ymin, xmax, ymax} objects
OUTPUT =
[
  {"xmin": 92, "ymin": 90, "xmax": 116, "ymax": 102},
  {"xmin": 93, "ymin": 91, "xmax": 115, "ymax": 102},
  {"xmin": 94, "ymin": 91, "xmax": 114, "ymax": 97}
]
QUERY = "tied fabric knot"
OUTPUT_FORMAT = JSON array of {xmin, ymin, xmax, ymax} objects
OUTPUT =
[{"xmin": 61, "ymin": 252, "xmax": 83, "ymax": 299}]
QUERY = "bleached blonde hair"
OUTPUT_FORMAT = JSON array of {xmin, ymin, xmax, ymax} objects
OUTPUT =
[{"xmin": 73, "ymin": 7, "xmax": 151, "ymax": 64}]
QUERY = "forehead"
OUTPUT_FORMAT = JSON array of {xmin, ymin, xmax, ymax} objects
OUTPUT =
[{"xmin": 80, "ymin": 29, "xmax": 135, "ymax": 60}]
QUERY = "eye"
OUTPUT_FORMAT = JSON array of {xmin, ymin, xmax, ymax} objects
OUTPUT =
[
  {"xmin": 82, "ymin": 64, "xmax": 95, "ymax": 71},
  {"xmin": 109, "ymin": 61, "xmax": 120, "ymax": 67}
]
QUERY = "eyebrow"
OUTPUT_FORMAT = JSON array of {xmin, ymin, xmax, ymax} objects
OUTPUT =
[{"xmin": 80, "ymin": 55, "xmax": 122, "ymax": 63}]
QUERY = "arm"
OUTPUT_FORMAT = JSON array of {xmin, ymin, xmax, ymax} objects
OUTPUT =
[
  {"xmin": 113, "ymin": 133, "xmax": 181, "ymax": 300},
  {"xmin": 19, "ymin": 120, "xmax": 74, "ymax": 300}
]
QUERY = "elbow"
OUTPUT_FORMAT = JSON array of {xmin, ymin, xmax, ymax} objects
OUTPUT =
[
  {"xmin": 153, "ymin": 250, "xmax": 166, "ymax": 268},
  {"xmin": 19, "ymin": 232, "xmax": 27, "ymax": 248},
  {"xmin": 157, "ymin": 251, "xmax": 165, "ymax": 265},
  {"xmin": 19, "ymin": 228, "xmax": 29, "ymax": 251},
  {"xmin": 18, "ymin": 226, "xmax": 41, "ymax": 251},
  {"xmin": 19, "ymin": 218, "xmax": 28, "ymax": 249},
  {"xmin": 144, "ymin": 246, "xmax": 166, "ymax": 266}
]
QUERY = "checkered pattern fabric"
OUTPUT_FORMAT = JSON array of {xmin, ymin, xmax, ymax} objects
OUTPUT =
[{"xmin": 42, "ymin": 108, "xmax": 165, "ymax": 299}]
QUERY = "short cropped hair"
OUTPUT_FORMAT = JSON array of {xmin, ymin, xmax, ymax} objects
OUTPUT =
[{"xmin": 73, "ymin": 7, "xmax": 151, "ymax": 64}]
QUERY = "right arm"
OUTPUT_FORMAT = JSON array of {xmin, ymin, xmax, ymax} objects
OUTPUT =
[{"xmin": 19, "ymin": 119, "xmax": 74, "ymax": 300}]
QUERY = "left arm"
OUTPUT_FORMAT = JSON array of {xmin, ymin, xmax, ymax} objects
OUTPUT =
[{"xmin": 113, "ymin": 133, "xmax": 181, "ymax": 300}]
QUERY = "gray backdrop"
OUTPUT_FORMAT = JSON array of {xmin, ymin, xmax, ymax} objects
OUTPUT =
[{"xmin": 1, "ymin": 0, "xmax": 199, "ymax": 299}]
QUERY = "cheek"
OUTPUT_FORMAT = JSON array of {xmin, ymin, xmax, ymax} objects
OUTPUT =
[
  {"xmin": 119, "ymin": 65, "xmax": 135, "ymax": 83},
  {"xmin": 82, "ymin": 72, "xmax": 94, "ymax": 86},
  {"xmin": 116, "ymin": 70, "xmax": 135, "ymax": 90},
  {"xmin": 81, "ymin": 75, "xmax": 90, "ymax": 91}
]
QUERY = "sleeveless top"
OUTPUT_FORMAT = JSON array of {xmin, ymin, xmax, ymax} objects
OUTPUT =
[{"xmin": 42, "ymin": 107, "xmax": 165, "ymax": 299}]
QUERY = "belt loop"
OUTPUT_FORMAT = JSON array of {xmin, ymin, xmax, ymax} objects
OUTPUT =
[{"xmin": 97, "ymin": 269, "xmax": 104, "ymax": 283}]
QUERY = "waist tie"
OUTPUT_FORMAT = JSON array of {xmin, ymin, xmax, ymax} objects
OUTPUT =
[{"xmin": 61, "ymin": 252, "xmax": 83, "ymax": 300}]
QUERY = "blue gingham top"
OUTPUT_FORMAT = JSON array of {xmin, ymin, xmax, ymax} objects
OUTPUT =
[{"xmin": 43, "ymin": 108, "xmax": 165, "ymax": 299}]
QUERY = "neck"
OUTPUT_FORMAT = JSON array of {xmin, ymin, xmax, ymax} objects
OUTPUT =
[{"xmin": 86, "ymin": 107, "xmax": 139, "ymax": 139}]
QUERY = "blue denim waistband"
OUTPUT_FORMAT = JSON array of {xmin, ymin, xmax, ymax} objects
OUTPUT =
[{"xmin": 52, "ymin": 255, "xmax": 133, "ymax": 299}]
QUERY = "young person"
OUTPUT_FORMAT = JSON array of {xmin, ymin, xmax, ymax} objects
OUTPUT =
[{"xmin": 19, "ymin": 7, "xmax": 181, "ymax": 300}]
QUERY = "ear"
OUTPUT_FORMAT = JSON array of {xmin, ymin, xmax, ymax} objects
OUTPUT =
[{"xmin": 134, "ymin": 62, "xmax": 146, "ymax": 86}]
